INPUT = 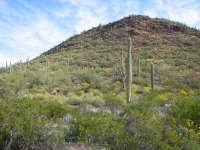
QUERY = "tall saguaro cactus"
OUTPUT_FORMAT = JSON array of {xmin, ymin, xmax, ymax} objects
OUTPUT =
[
  {"xmin": 151, "ymin": 63, "xmax": 154, "ymax": 91},
  {"xmin": 126, "ymin": 38, "xmax": 132, "ymax": 103},
  {"xmin": 27, "ymin": 58, "xmax": 29, "ymax": 68},
  {"xmin": 120, "ymin": 46, "xmax": 125, "ymax": 89},
  {"xmin": 9, "ymin": 62, "xmax": 12, "ymax": 73},
  {"xmin": 137, "ymin": 58, "xmax": 140, "ymax": 77},
  {"xmin": 20, "ymin": 59, "xmax": 22, "ymax": 70}
]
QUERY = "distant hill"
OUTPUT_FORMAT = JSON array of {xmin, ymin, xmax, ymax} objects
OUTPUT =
[{"xmin": 41, "ymin": 15, "xmax": 200, "ymax": 61}]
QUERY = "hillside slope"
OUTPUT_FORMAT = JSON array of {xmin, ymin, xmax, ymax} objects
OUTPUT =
[
  {"xmin": 42, "ymin": 15, "xmax": 200, "ymax": 60},
  {"xmin": 0, "ymin": 15, "xmax": 200, "ymax": 150}
]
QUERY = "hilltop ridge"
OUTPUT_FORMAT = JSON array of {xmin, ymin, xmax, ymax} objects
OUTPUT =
[{"xmin": 41, "ymin": 15, "xmax": 200, "ymax": 57}]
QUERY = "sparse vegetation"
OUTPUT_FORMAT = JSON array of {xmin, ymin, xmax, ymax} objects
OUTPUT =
[{"xmin": 0, "ymin": 15, "xmax": 200, "ymax": 149}]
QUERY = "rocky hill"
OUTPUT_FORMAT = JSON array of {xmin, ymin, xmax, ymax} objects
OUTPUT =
[{"xmin": 42, "ymin": 15, "xmax": 199, "ymax": 58}]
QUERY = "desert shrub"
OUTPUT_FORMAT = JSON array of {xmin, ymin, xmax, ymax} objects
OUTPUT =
[
  {"xmin": 165, "ymin": 95, "xmax": 200, "ymax": 149},
  {"xmin": 99, "ymin": 60, "xmax": 112, "ymax": 68},
  {"xmin": 31, "ymin": 68, "xmax": 72, "ymax": 91},
  {"xmin": 164, "ymin": 78, "xmax": 176, "ymax": 90},
  {"xmin": 104, "ymin": 94, "xmax": 126, "ymax": 114},
  {"xmin": 26, "ymin": 70, "xmax": 45, "ymax": 88},
  {"xmin": 141, "ymin": 40, "xmax": 150, "ymax": 46},
  {"xmin": 72, "ymin": 59, "xmax": 84, "ymax": 67},
  {"xmin": 175, "ymin": 59, "xmax": 185, "ymax": 66},
  {"xmin": 66, "ymin": 92, "xmax": 82, "ymax": 105},
  {"xmin": 0, "ymin": 97, "xmax": 68, "ymax": 149},
  {"xmin": 73, "ymin": 68, "xmax": 101, "ymax": 86},
  {"xmin": 170, "ymin": 96, "xmax": 200, "ymax": 126},
  {"xmin": 83, "ymin": 95, "xmax": 105, "ymax": 107},
  {"xmin": 133, "ymin": 77, "xmax": 150, "ymax": 87},
  {"xmin": 1, "ymin": 71, "xmax": 27, "ymax": 94},
  {"xmin": 65, "ymin": 110, "xmax": 137, "ymax": 149},
  {"xmin": 50, "ymin": 63, "xmax": 61, "ymax": 71}
]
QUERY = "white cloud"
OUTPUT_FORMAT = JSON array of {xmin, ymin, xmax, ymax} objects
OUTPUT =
[
  {"xmin": 53, "ymin": 9, "xmax": 71, "ymax": 18},
  {"xmin": 0, "ymin": 15, "xmax": 71, "ymax": 65},
  {"xmin": 165, "ymin": 0, "xmax": 196, "ymax": 7},
  {"xmin": 65, "ymin": 0, "xmax": 98, "ymax": 6},
  {"xmin": 0, "ymin": 53, "xmax": 13, "ymax": 66},
  {"xmin": 72, "ymin": 8, "xmax": 108, "ymax": 33},
  {"xmin": 111, "ymin": 0, "xmax": 122, "ymax": 13},
  {"xmin": 143, "ymin": 9, "xmax": 157, "ymax": 18},
  {"xmin": 57, "ymin": 0, "xmax": 68, "ymax": 3},
  {"xmin": 95, "ymin": 5, "xmax": 108, "ymax": 14},
  {"xmin": 166, "ymin": 8, "xmax": 200, "ymax": 27},
  {"xmin": 124, "ymin": 0, "xmax": 140, "ymax": 15},
  {"xmin": 143, "ymin": 0, "xmax": 200, "ymax": 28}
]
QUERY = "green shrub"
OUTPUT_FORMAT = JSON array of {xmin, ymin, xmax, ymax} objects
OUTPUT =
[
  {"xmin": 73, "ymin": 68, "xmax": 101, "ymax": 86},
  {"xmin": 164, "ymin": 95, "xmax": 200, "ymax": 149},
  {"xmin": 0, "ymin": 97, "xmax": 68, "ymax": 149},
  {"xmin": 65, "ymin": 110, "xmax": 135, "ymax": 149},
  {"xmin": 2, "ymin": 71, "xmax": 27, "ymax": 94}
]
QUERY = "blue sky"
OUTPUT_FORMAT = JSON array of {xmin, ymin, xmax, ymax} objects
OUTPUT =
[{"xmin": 0, "ymin": 0, "xmax": 200, "ymax": 66}]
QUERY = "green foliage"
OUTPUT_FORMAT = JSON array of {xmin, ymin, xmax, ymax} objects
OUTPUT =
[
  {"xmin": 104, "ymin": 94, "xmax": 126, "ymax": 114},
  {"xmin": 0, "ymin": 97, "xmax": 68, "ymax": 149},
  {"xmin": 2, "ymin": 71, "xmax": 27, "ymax": 94},
  {"xmin": 164, "ymin": 95, "xmax": 200, "ymax": 149},
  {"xmin": 170, "ymin": 96, "xmax": 200, "ymax": 125},
  {"xmin": 73, "ymin": 68, "xmax": 101, "ymax": 86},
  {"xmin": 65, "ymin": 109, "xmax": 137, "ymax": 149}
]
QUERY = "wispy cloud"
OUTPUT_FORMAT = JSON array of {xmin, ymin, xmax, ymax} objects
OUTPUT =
[
  {"xmin": 0, "ymin": 0, "xmax": 71, "ymax": 65},
  {"xmin": 143, "ymin": 0, "xmax": 200, "ymax": 28},
  {"xmin": 64, "ymin": 0, "xmax": 97, "ymax": 6}
]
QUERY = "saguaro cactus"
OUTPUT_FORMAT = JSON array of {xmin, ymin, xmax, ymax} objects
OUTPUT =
[
  {"xmin": 126, "ymin": 38, "xmax": 132, "ymax": 103},
  {"xmin": 27, "ymin": 58, "xmax": 29, "ymax": 68},
  {"xmin": 120, "ymin": 46, "xmax": 126, "ymax": 89},
  {"xmin": 9, "ymin": 62, "xmax": 12, "ymax": 73},
  {"xmin": 137, "ymin": 58, "xmax": 140, "ymax": 77},
  {"xmin": 46, "ymin": 61, "xmax": 49, "ymax": 69},
  {"xmin": 20, "ymin": 59, "xmax": 22, "ymax": 70},
  {"xmin": 151, "ymin": 63, "xmax": 154, "ymax": 91}
]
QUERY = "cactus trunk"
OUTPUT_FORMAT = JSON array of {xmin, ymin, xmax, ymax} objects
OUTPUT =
[
  {"xmin": 120, "ymin": 46, "xmax": 125, "ymax": 89},
  {"xmin": 27, "ymin": 58, "xmax": 29, "ymax": 68},
  {"xmin": 151, "ymin": 63, "xmax": 154, "ymax": 91},
  {"xmin": 126, "ymin": 38, "xmax": 132, "ymax": 103},
  {"xmin": 137, "ymin": 58, "xmax": 140, "ymax": 77},
  {"xmin": 9, "ymin": 62, "xmax": 12, "ymax": 73},
  {"xmin": 20, "ymin": 60, "xmax": 22, "ymax": 70}
]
